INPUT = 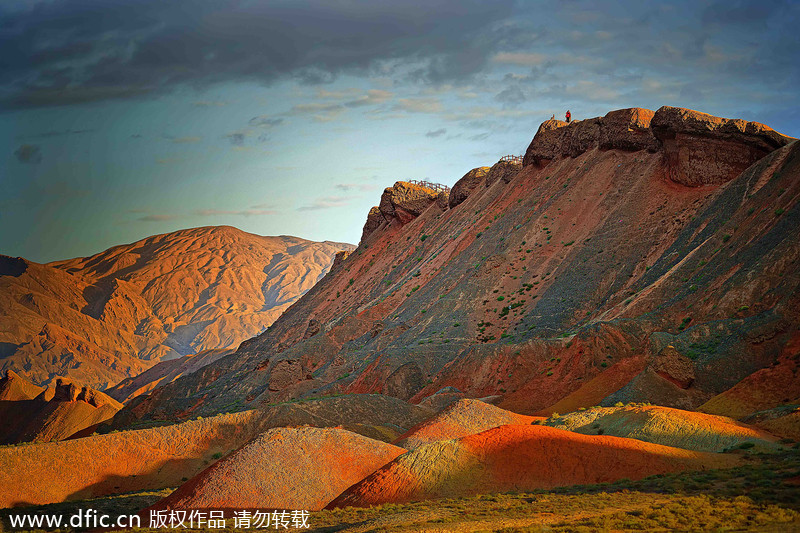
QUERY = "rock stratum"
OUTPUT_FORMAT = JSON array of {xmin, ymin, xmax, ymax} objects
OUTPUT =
[
  {"xmin": 0, "ymin": 226, "xmax": 353, "ymax": 390},
  {"xmin": 111, "ymin": 106, "xmax": 797, "ymax": 432}
]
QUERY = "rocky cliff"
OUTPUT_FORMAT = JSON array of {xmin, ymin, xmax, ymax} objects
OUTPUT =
[{"xmin": 111, "ymin": 106, "xmax": 798, "ymax": 426}]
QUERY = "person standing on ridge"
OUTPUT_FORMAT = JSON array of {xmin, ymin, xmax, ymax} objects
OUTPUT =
[{"xmin": 566, "ymin": 110, "xmax": 571, "ymax": 123}]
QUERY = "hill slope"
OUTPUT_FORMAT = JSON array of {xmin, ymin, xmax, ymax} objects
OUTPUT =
[
  {"xmin": 0, "ymin": 226, "xmax": 353, "ymax": 389},
  {"xmin": 112, "ymin": 106, "xmax": 798, "ymax": 425}
]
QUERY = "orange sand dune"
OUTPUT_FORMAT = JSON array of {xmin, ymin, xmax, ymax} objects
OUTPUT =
[
  {"xmin": 149, "ymin": 427, "xmax": 404, "ymax": 512},
  {"xmin": 394, "ymin": 399, "xmax": 539, "ymax": 450},
  {"xmin": 328, "ymin": 424, "xmax": 740, "ymax": 508}
]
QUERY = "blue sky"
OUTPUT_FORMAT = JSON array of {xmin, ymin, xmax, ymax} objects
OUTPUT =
[{"xmin": 2, "ymin": 0, "xmax": 798, "ymax": 263}]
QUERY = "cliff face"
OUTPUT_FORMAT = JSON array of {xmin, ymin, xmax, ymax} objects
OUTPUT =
[
  {"xmin": 0, "ymin": 226, "xmax": 353, "ymax": 389},
  {"xmin": 114, "ymin": 107, "xmax": 798, "ymax": 425}
]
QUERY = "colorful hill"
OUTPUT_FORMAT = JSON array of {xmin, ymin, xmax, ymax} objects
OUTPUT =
[
  {"xmin": 0, "ymin": 394, "xmax": 428, "ymax": 507},
  {"xmin": 542, "ymin": 404, "xmax": 780, "ymax": 452},
  {"xmin": 327, "ymin": 424, "xmax": 740, "ymax": 508},
  {"xmin": 148, "ymin": 427, "xmax": 404, "ymax": 512},
  {"xmin": 393, "ymin": 399, "xmax": 539, "ymax": 450}
]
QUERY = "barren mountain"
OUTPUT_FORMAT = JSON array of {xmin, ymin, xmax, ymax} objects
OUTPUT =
[
  {"xmin": 0, "ymin": 226, "xmax": 353, "ymax": 389},
  {"xmin": 113, "ymin": 106, "xmax": 798, "ymax": 431}
]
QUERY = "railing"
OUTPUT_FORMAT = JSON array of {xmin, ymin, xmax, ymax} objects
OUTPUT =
[
  {"xmin": 500, "ymin": 155, "xmax": 523, "ymax": 164},
  {"xmin": 407, "ymin": 179, "xmax": 451, "ymax": 194}
]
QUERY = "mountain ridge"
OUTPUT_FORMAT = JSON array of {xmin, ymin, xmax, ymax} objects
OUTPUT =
[
  {"xmin": 105, "ymin": 105, "xmax": 798, "ymax": 428},
  {"xmin": 0, "ymin": 226, "xmax": 354, "ymax": 389}
]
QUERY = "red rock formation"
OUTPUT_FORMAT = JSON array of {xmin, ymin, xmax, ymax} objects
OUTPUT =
[
  {"xmin": 327, "ymin": 424, "xmax": 740, "ymax": 508},
  {"xmin": 378, "ymin": 181, "xmax": 442, "ymax": 225},
  {"xmin": 448, "ymin": 167, "xmax": 491, "ymax": 208}
]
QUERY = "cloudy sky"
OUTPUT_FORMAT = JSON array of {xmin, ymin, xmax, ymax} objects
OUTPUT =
[{"xmin": 2, "ymin": 0, "xmax": 798, "ymax": 262}]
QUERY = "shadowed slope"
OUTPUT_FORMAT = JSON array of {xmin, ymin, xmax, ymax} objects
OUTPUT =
[{"xmin": 328, "ymin": 424, "xmax": 740, "ymax": 508}]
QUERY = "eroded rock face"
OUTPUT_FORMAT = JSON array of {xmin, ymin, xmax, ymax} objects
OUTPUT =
[
  {"xmin": 53, "ymin": 378, "xmax": 79, "ymax": 402},
  {"xmin": 523, "ymin": 108, "xmax": 658, "ymax": 167},
  {"xmin": 650, "ymin": 106, "xmax": 795, "ymax": 186},
  {"xmin": 329, "ymin": 250, "xmax": 351, "ymax": 273},
  {"xmin": 268, "ymin": 359, "xmax": 312, "ymax": 391},
  {"xmin": 485, "ymin": 160, "xmax": 522, "ymax": 187},
  {"xmin": 649, "ymin": 345, "xmax": 696, "ymax": 390},
  {"xmin": 360, "ymin": 206, "xmax": 384, "ymax": 242},
  {"xmin": 449, "ymin": 167, "xmax": 491, "ymax": 208},
  {"xmin": 523, "ymin": 105, "xmax": 795, "ymax": 187},
  {"xmin": 379, "ymin": 182, "xmax": 440, "ymax": 225},
  {"xmin": 385, "ymin": 362, "xmax": 425, "ymax": 401},
  {"xmin": 303, "ymin": 319, "xmax": 321, "ymax": 340}
]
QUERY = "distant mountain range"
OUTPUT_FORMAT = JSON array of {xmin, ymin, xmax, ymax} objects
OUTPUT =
[{"xmin": 0, "ymin": 226, "xmax": 354, "ymax": 389}]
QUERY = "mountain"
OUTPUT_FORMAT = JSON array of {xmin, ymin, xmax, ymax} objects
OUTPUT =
[
  {"xmin": 112, "ymin": 106, "xmax": 798, "ymax": 429},
  {"xmin": 0, "ymin": 226, "xmax": 354, "ymax": 389}
]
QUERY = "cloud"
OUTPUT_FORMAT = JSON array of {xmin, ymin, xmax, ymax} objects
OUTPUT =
[
  {"xmin": 344, "ymin": 89, "xmax": 394, "ymax": 108},
  {"xmin": 297, "ymin": 196, "xmax": 350, "ymax": 211},
  {"xmin": 425, "ymin": 128, "xmax": 447, "ymax": 138},
  {"xmin": 495, "ymin": 85, "xmax": 526, "ymax": 106},
  {"xmin": 172, "ymin": 136, "xmax": 202, "ymax": 143},
  {"xmin": 249, "ymin": 116, "xmax": 284, "ymax": 127},
  {"xmin": 393, "ymin": 98, "xmax": 443, "ymax": 114},
  {"xmin": 137, "ymin": 214, "xmax": 178, "ymax": 222},
  {"xmin": 492, "ymin": 52, "xmax": 547, "ymax": 66},
  {"xmin": 0, "ymin": 0, "xmax": 515, "ymax": 109},
  {"xmin": 226, "ymin": 133, "xmax": 246, "ymax": 146},
  {"xmin": 16, "ymin": 129, "xmax": 94, "ymax": 140},
  {"xmin": 316, "ymin": 88, "xmax": 361, "ymax": 99},
  {"xmin": 334, "ymin": 183, "xmax": 378, "ymax": 192},
  {"xmin": 14, "ymin": 144, "xmax": 42, "ymax": 164},
  {"xmin": 194, "ymin": 208, "xmax": 276, "ymax": 217},
  {"xmin": 193, "ymin": 100, "xmax": 228, "ymax": 107}
]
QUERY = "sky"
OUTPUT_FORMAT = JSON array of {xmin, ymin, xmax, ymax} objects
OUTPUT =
[{"xmin": 1, "ymin": 0, "xmax": 798, "ymax": 263}]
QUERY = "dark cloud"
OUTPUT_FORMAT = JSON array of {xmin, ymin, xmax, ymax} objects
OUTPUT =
[
  {"xmin": 425, "ymin": 128, "xmax": 447, "ymax": 138},
  {"xmin": 0, "ymin": 0, "xmax": 515, "ymax": 109},
  {"xmin": 248, "ymin": 116, "xmax": 285, "ymax": 127},
  {"xmin": 14, "ymin": 144, "xmax": 42, "ymax": 164},
  {"xmin": 495, "ymin": 85, "xmax": 526, "ymax": 106},
  {"xmin": 16, "ymin": 129, "xmax": 94, "ymax": 140},
  {"xmin": 227, "ymin": 133, "xmax": 245, "ymax": 146}
]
